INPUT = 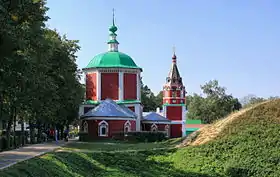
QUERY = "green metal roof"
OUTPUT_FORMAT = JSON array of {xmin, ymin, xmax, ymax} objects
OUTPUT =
[
  {"xmin": 107, "ymin": 39, "xmax": 119, "ymax": 44},
  {"xmin": 162, "ymin": 103, "xmax": 185, "ymax": 106},
  {"xmin": 85, "ymin": 52, "xmax": 142, "ymax": 70},
  {"xmin": 186, "ymin": 128, "xmax": 200, "ymax": 131},
  {"xmin": 186, "ymin": 119, "xmax": 202, "ymax": 124}
]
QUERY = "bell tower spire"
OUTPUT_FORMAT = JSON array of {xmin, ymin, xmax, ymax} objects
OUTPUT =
[
  {"xmin": 172, "ymin": 46, "xmax": 177, "ymax": 64},
  {"xmin": 108, "ymin": 9, "xmax": 119, "ymax": 52}
]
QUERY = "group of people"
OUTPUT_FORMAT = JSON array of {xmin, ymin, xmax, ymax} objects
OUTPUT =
[{"xmin": 43, "ymin": 128, "xmax": 70, "ymax": 142}]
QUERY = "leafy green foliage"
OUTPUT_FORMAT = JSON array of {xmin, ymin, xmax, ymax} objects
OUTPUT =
[
  {"xmin": 0, "ymin": 0, "xmax": 83, "ymax": 148},
  {"xmin": 187, "ymin": 80, "xmax": 242, "ymax": 123},
  {"xmin": 140, "ymin": 78, "xmax": 162, "ymax": 111},
  {"xmin": 125, "ymin": 131, "xmax": 167, "ymax": 142}
]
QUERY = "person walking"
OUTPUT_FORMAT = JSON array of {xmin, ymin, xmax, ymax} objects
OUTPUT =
[
  {"xmin": 55, "ymin": 129, "xmax": 58, "ymax": 144},
  {"xmin": 64, "ymin": 128, "xmax": 69, "ymax": 142}
]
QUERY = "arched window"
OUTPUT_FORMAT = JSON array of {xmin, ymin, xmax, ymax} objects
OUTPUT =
[
  {"xmin": 98, "ymin": 120, "xmax": 109, "ymax": 137},
  {"xmin": 172, "ymin": 91, "xmax": 176, "ymax": 98},
  {"xmin": 83, "ymin": 121, "xmax": 88, "ymax": 133},
  {"xmin": 164, "ymin": 125, "xmax": 170, "ymax": 137},
  {"xmin": 151, "ymin": 123, "xmax": 158, "ymax": 132},
  {"xmin": 124, "ymin": 120, "xmax": 131, "ymax": 133}
]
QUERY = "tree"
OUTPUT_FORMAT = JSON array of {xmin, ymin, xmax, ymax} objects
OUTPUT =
[
  {"xmin": 187, "ymin": 80, "xmax": 242, "ymax": 124},
  {"xmin": 154, "ymin": 91, "xmax": 163, "ymax": 109},
  {"xmin": 140, "ymin": 78, "xmax": 161, "ymax": 112},
  {"xmin": 0, "ymin": 0, "xmax": 83, "ymax": 149},
  {"xmin": 240, "ymin": 94, "xmax": 266, "ymax": 108}
]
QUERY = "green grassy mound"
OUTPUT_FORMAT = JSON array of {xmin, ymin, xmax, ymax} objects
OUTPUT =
[
  {"xmin": 0, "ymin": 100, "xmax": 279, "ymax": 177},
  {"xmin": 169, "ymin": 99, "xmax": 280, "ymax": 176}
]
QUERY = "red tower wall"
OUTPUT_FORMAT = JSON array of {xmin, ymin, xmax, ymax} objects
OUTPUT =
[
  {"xmin": 124, "ymin": 73, "xmax": 137, "ymax": 100},
  {"xmin": 87, "ymin": 120, "xmax": 136, "ymax": 140},
  {"xmin": 170, "ymin": 124, "xmax": 182, "ymax": 138},
  {"xmin": 166, "ymin": 106, "xmax": 182, "ymax": 121},
  {"xmin": 86, "ymin": 73, "xmax": 97, "ymax": 100},
  {"xmin": 101, "ymin": 73, "xmax": 119, "ymax": 100}
]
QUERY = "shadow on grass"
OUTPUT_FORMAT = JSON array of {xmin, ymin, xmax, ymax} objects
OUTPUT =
[
  {"xmin": 0, "ymin": 148, "xmax": 222, "ymax": 177},
  {"xmin": 87, "ymin": 148, "xmax": 222, "ymax": 177}
]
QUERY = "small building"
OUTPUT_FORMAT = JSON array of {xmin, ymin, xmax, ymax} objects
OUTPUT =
[
  {"xmin": 142, "ymin": 112, "xmax": 171, "ymax": 137},
  {"xmin": 80, "ymin": 99, "xmax": 137, "ymax": 139},
  {"xmin": 185, "ymin": 119, "xmax": 206, "ymax": 136}
]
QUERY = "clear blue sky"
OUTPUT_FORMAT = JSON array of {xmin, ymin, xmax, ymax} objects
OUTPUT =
[{"xmin": 46, "ymin": 0, "xmax": 280, "ymax": 99}]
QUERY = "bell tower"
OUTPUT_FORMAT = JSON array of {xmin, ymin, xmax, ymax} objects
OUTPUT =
[{"xmin": 162, "ymin": 49, "xmax": 186, "ymax": 137}]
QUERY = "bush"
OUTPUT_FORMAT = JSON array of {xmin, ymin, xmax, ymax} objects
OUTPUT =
[
  {"xmin": 69, "ymin": 129, "xmax": 79, "ymax": 138},
  {"xmin": 78, "ymin": 132, "xmax": 91, "ymax": 141},
  {"xmin": 124, "ymin": 131, "xmax": 167, "ymax": 142}
]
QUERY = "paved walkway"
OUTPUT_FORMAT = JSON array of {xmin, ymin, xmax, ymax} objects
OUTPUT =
[{"xmin": 0, "ymin": 140, "xmax": 70, "ymax": 170}]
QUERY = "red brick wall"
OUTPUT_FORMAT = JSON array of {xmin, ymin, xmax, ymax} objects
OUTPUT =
[
  {"xmin": 86, "ymin": 119, "xmax": 136, "ymax": 140},
  {"xmin": 124, "ymin": 73, "xmax": 137, "ymax": 100},
  {"xmin": 86, "ymin": 73, "xmax": 97, "ymax": 100},
  {"xmin": 170, "ymin": 124, "xmax": 182, "ymax": 138},
  {"xmin": 166, "ymin": 106, "xmax": 182, "ymax": 121},
  {"xmin": 163, "ymin": 90, "xmax": 181, "ymax": 98},
  {"xmin": 101, "ymin": 73, "xmax": 119, "ymax": 100}
]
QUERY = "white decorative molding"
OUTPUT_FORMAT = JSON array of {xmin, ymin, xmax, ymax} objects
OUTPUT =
[
  {"xmin": 98, "ymin": 120, "xmax": 109, "ymax": 137},
  {"xmin": 135, "ymin": 104, "xmax": 141, "ymax": 131},
  {"xmin": 163, "ymin": 105, "xmax": 167, "ymax": 118},
  {"xmin": 83, "ymin": 121, "xmax": 88, "ymax": 133},
  {"xmin": 83, "ymin": 117, "xmax": 136, "ymax": 121},
  {"xmin": 124, "ymin": 120, "xmax": 131, "ymax": 132},
  {"xmin": 98, "ymin": 120, "xmax": 109, "ymax": 126},
  {"xmin": 142, "ymin": 121, "xmax": 171, "ymax": 124},
  {"xmin": 84, "ymin": 68, "xmax": 141, "ymax": 73},
  {"xmin": 182, "ymin": 106, "xmax": 186, "ymax": 137},
  {"xmin": 165, "ymin": 124, "xmax": 170, "ymax": 137},
  {"xmin": 170, "ymin": 120, "xmax": 183, "ymax": 124},
  {"xmin": 151, "ymin": 123, "xmax": 158, "ymax": 132},
  {"xmin": 78, "ymin": 105, "xmax": 84, "ymax": 117},
  {"xmin": 119, "ymin": 72, "xmax": 124, "ymax": 101},
  {"xmin": 137, "ymin": 73, "xmax": 140, "ymax": 100},
  {"xmin": 97, "ymin": 71, "xmax": 101, "ymax": 101}
]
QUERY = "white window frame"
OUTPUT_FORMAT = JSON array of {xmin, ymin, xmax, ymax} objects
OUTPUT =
[
  {"xmin": 151, "ymin": 123, "xmax": 158, "ymax": 132},
  {"xmin": 83, "ymin": 121, "xmax": 88, "ymax": 133},
  {"xmin": 164, "ymin": 124, "xmax": 170, "ymax": 137},
  {"xmin": 98, "ymin": 120, "xmax": 109, "ymax": 137},
  {"xmin": 124, "ymin": 120, "xmax": 131, "ymax": 133}
]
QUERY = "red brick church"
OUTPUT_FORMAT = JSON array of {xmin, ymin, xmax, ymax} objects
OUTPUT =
[{"xmin": 79, "ymin": 12, "xmax": 186, "ymax": 140}]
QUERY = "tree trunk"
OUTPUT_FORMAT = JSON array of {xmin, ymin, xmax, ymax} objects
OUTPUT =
[
  {"xmin": 60, "ymin": 126, "xmax": 64, "ymax": 140},
  {"xmin": 21, "ymin": 118, "xmax": 24, "ymax": 146},
  {"xmin": 29, "ymin": 120, "xmax": 35, "ymax": 144},
  {"xmin": 6, "ymin": 108, "xmax": 13, "ymax": 150},
  {"xmin": 13, "ymin": 108, "xmax": 16, "ymax": 148},
  {"xmin": 37, "ymin": 121, "xmax": 42, "ymax": 143}
]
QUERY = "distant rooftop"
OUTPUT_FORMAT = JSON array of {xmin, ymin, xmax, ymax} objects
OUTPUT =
[
  {"xmin": 81, "ymin": 99, "xmax": 137, "ymax": 119},
  {"xmin": 142, "ymin": 112, "xmax": 170, "ymax": 122}
]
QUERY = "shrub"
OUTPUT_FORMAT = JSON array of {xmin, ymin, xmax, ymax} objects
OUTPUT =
[
  {"xmin": 124, "ymin": 131, "xmax": 167, "ymax": 142},
  {"xmin": 69, "ymin": 129, "xmax": 79, "ymax": 138},
  {"xmin": 78, "ymin": 132, "xmax": 90, "ymax": 141}
]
